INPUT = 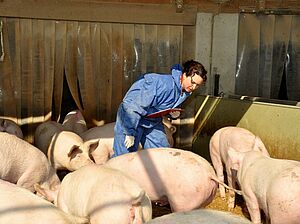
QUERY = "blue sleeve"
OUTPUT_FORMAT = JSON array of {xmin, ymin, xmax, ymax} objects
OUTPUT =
[{"xmin": 118, "ymin": 75, "xmax": 158, "ymax": 136}]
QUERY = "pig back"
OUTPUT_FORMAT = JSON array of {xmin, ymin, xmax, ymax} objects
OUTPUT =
[
  {"xmin": 56, "ymin": 164, "xmax": 152, "ymax": 223},
  {"xmin": 105, "ymin": 148, "xmax": 218, "ymax": 211},
  {"xmin": 218, "ymin": 127, "xmax": 266, "ymax": 153},
  {"xmin": 0, "ymin": 132, "xmax": 59, "ymax": 191},
  {"xmin": 0, "ymin": 180, "xmax": 88, "ymax": 224},
  {"xmin": 0, "ymin": 132, "xmax": 49, "ymax": 177},
  {"xmin": 146, "ymin": 209, "xmax": 252, "ymax": 224},
  {"xmin": 266, "ymin": 164, "xmax": 300, "ymax": 223},
  {"xmin": 235, "ymin": 151, "xmax": 300, "ymax": 223}
]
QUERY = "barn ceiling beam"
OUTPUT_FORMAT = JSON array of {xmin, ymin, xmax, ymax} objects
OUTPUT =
[{"xmin": 0, "ymin": 0, "xmax": 197, "ymax": 25}]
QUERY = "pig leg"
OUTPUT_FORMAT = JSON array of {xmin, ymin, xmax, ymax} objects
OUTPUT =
[
  {"xmin": 210, "ymin": 150, "xmax": 225, "ymax": 200},
  {"xmin": 226, "ymin": 167, "xmax": 236, "ymax": 209},
  {"xmin": 243, "ymin": 190, "xmax": 261, "ymax": 224},
  {"xmin": 17, "ymin": 170, "xmax": 38, "ymax": 192}
]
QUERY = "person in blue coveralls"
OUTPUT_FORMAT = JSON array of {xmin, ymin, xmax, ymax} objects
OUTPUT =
[{"xmin": 112, "ymin": 59, "xmax": 207, "ymax": 157}]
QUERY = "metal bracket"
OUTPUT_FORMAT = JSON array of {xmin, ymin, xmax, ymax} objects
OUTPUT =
[{"xmin": 175, "ymin": 0, "xmax": 184, "ymax": 13}]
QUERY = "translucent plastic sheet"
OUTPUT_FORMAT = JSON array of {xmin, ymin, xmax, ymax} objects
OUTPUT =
[
  {"xmin": 1, "ymin": 17, "xmax": 183, "ymax": 139},
  {"xmin": 235, "ymin": 14, "xmax": 300, "ymax": 101},
  {"xmin": 65, "ymin": 23, "xmax": 183, "ymax": 125}
]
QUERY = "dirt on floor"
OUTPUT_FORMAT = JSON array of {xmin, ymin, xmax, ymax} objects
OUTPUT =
[{"xmin": 152, "ymin": 191, "xmax": 251, "ymax": 220}]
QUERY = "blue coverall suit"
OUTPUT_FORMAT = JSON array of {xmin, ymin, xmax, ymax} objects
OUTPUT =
[{"xmin": 112, "ymin": 65, "xmax": 191, "ymax": 157}]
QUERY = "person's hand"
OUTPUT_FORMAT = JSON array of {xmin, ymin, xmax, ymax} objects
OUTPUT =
[
  {"xmin": 169, "ymin": 111, "xmax": 181, "ymax": 119},
  {"xmin": 124, "ymin": 135, "xmax": 135, "ymax": 149}
]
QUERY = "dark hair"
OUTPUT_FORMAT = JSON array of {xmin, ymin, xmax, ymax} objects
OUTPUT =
[{"xmin": 182, "ymin": 60, "xmax": 207, "ymax": 82}]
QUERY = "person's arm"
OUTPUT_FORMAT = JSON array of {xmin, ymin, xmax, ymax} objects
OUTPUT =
[{"xmin": 119, "ymin": 75, "xmax": 158, "ymax": 137}]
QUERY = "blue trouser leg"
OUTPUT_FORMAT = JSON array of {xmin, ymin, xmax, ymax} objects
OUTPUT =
[{"xmin": 141, "ymin": 123, "xmax": 170, "ymax": 149}]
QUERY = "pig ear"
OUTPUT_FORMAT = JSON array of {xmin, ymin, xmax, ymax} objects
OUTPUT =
[
  {"xmin": 34, "ymin": 183, "xmax": 57, "ymax": 203},
  {"xmin": 253, "ymin": 136, "xmax": 267, "ymax": 152},
  {"xmin": 86, "ymin": 139, "xmax": 99, "ymax": 154},
  {"xmin": 67, "ymin": 145, "xmax": 82, "ymax": 160}
]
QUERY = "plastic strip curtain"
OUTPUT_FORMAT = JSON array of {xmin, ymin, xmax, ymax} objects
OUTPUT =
[{"xmin": 235, "ymin": 14, "xmax": 300, "ymax": 101}]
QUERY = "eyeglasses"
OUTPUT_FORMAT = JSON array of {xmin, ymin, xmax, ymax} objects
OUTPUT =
[{"xmin": 190, "ymin": 75, "xmax": 201, "ymax": 88}]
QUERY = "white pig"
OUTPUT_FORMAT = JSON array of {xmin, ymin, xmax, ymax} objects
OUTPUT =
[
  {"xmin": 0, "ymin": 118, "xmax": 23, "ymax": 139},
  {"xmin": 209, "ymin": 126, "xmax": 270, "ymax": 209},
  {"xmin": 81, "ymin": 118, "xmax": 177, "ymax": 165},
  {"xmin": 0, "ymin": 179, "xmax": 89, "ymax": 224},
  {"xmin": 104, "ymin": 148, "xmax": 231, "ymax": 212},
  {"xmin": 48, "ymin": 131, "xmax": 98, "ymax": 171},
  {"xmin": 54, "ymin": 164, "xmax": 152, "ymax": 224},
  {"xmin": 228, "ymin": 148, "xmax": 300, "ymax": 224},
  {"xmin": 80, "ymin": 122, "xmax": 115, "ymax": 164},
  {"xmin": 146, "ymin": 208, "xmax": 252, "ymax": 224},
  {"xmin": 0, "ymin": 132, "xmax": 60, "ymax": 202},
  {"xmin": 62, "ymin": 110, "xmax": 88, "ymax": 135},
  {"xmin": 34, "ymin": 120, "xmax": 64, "ymax": 155}
]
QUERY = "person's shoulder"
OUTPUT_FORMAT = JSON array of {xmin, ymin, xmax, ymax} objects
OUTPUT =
[
  {"xmin": 170, "ymin": 63, "xmax": 183, "ymax": 72},
  {"xmin": 144, "ymin": 72, "xmax": 172, "ymax": 81}
]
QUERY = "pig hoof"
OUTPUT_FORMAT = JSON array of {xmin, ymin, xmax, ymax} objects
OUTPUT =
[{"xmin": 227, "ymin": 203, "xmax": 235, "ymax": 210}]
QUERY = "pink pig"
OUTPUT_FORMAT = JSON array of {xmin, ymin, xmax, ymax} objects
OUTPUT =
[
  {"xmin": 47, "ymin": 131, "xmax": 98, "ymax": 171},
  {"xmin": 228, "ymin": 149, "xmax": 300, "ymax": 224},
  {"xmin": 0, "ymin": 132, "xmax": 60, "ymax": 202},
  {"xmin": 81, "ymin": 118, "xmax": 177, "ymax": 165},
  {"xmin": 0, "ymin": 180, "xmax": 89, "ymax": 224},
  {"xmin": 146, "ymin": 208, "xmax": 252, "ymax": 224},
  {"xmin": 209, "ymin": 126, "xmax": 270, "ymax": 209},
  {"xmin": 80, "ymin": 122, "xmax": 116, "ymax": 164},
  {"xmin": 54, "ymin": 164, "xmax": 152, "ymax": 224},
  {"xmin": 105, "ymin": 148, "xmax": 226, "ymax": 212}
]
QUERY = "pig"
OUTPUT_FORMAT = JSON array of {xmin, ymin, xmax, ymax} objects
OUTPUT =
[
  {"xmin": 0, "ymin": 132, "xmax": 61, "ymax": 202},
  {"xmin": 209, "ymin": 126, "xmax": 270, "ymax": 209},
  {"xmin": 80, "ymin": 117, "xmax": 177, "ymax": 165},
  {"xmin": 161, "ymin": 116, "xmax": 177, "ymax": 147},
  {"xmin": 0, "ymin": 118, "xmax": 23, "ymax": 139},
  {"xmin": 104, "ymin": 147, "xmax": 238, "ymax": 212},
  {"xmin": 228, "ymin": 148, "xmax": 300, "ymax": 224},
  {"xmin": 53, "ymin": 164, "xmax": 152, "ymax": 224},
  {"xmin": 0, "ymin": 179, "xmax": 89, "ymax": 224},
  {"xmin": 80, "ymin": 122, "xmax": 115, "ymax": 164},
  {"xmin": 47, "ymin": 131, "xmax": 98, "ymax": 171},
  {"xmin": 146, "ymin": 208, "xmax": 252, "ymax": 224},
  {"xmin": 62, "ymin": 110, "xmax": 88, "ymax": 135},
  {"xmin": 34, "ymin": 120, "xmax": 64, "ymax": 155}
]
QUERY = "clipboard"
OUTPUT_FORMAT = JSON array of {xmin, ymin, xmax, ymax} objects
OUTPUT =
[{"xmin": 146, "ymin": 108, "xmax": 184, "ymax": 118}]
